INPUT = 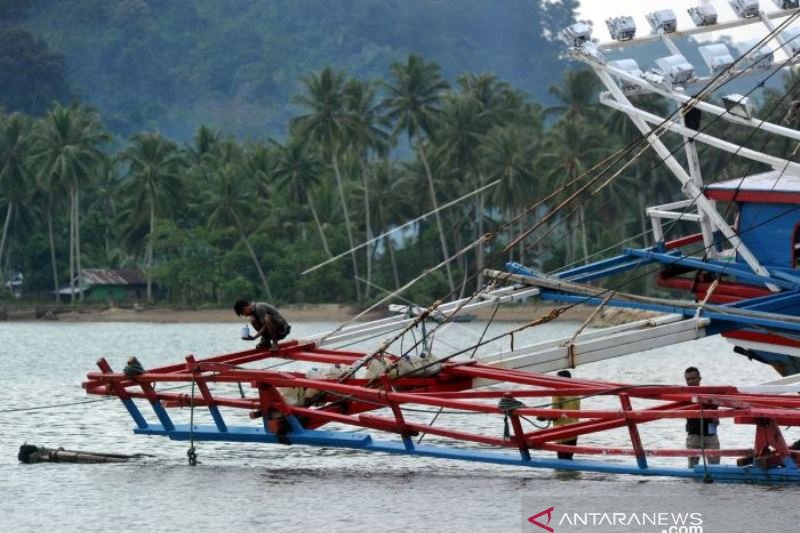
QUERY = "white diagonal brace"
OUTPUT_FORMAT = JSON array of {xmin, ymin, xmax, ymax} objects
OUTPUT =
[
  {"xmin": 592, "ymin": 66, "xmax": 777, "ymax": 289},
  {"xmin": 596, "ymin": 60, "xmax": 800, "ymax": 143},
  {"xmin": 599, "ymin": 93, "xmax": 800, "ymax": 175}
]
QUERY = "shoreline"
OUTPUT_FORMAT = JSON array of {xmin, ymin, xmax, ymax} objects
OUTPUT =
[{"xmin": 0, "ymin": 302, "xmax": 655, "ymax": 326}]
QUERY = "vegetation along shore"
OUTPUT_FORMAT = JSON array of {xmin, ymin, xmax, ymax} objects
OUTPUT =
[{"xmin": 1, "ymin": 1, "xmax": 795, "ymax": 312}]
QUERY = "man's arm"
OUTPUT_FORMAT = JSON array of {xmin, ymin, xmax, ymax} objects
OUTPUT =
[{"xmin": 250, "ymin": 315, "xmax": 268, "ymax": 340}]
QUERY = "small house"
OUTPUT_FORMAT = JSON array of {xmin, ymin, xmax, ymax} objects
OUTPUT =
[{"xmin": 59, "ymin": 268, "xmax": 147, "ymax": 303}]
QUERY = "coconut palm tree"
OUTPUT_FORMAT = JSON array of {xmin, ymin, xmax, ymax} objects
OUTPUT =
[
  {"xmin": 383, "ymin": 54, "xmax": 455, "ymax": 293},
  {"xmin": 546, "ymin": 68, "xmax": 605, "ymax": 123},
  {"xmin": 436, "ymin": 93, "xmax": 492, "ymax": 288},
  {"xmin": 605, "ymin": 94, "xmax": 671, "ymax": 249},
  {"xmin": 118, "ymin": 132, "xmax": 184, "ymax": 301},
  {"xmin": 32, "ymin": 103, "xmax": 108, "ymax": 302},
  {"xmin": 345, "ymin": 78, "xmax": 390, "ymax": 298},
  {"xmin": 86, "ymin": 157, "xmax": 124, "ymax": 266},
  {"xmin": 538, "ymin": 117, "xmax": 605, "ymax": 265},
  {"xmin": 291, "ymin": 67, "xmax": 362, "ymax": 301},
  {"xmin": 0, "ymin": 113, "xmax": 33, "ymax": 282},
  {"xmin": 480, "ymin": 125, "xmax": 538, "ymax": 263},
  {"xmin": 202, "ymin": 159, "xmax": 274, "ymax": 301},
  {"xmin": 457, "ymin": 73, "xmax": 525, "ymax": 126},
  {"xmin": 272, "ymin": 137, "xmax": 331, "ymax": 257},
  {"xmin": 354, "ymin": 160, "xmax": 411, "ymax": 289},
  {"xmin": 246, "ymin": 142, "xmax": 277, "ymax": 202}
]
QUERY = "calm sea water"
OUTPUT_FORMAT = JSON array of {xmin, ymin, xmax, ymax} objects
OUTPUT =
[{"xmin": 0, "ymin": 320, "xmax": 798, "ymax": 533}]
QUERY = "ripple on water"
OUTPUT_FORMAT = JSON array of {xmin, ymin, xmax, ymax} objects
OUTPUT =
[{"xmin": 0, "ymin": 321, "xmax": 798, "ymax": 532}]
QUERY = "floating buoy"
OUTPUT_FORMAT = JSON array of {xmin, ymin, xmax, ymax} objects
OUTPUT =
[{"xmin": 18, "ymin": 444, "xmax": 148, "ymax": 464}]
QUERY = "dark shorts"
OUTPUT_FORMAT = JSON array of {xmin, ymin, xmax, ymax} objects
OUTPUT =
[{"xmin": 276, "ymin": 323, "xmax": 291, "ymax": 340}]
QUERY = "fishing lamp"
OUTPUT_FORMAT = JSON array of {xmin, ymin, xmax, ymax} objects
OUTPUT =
[
  {"xmin": 655, "ymin": 54, "xmax": 696, "ymax": 85},
  {"xmin": 646, "ymin": 9, "xmax": 678, "ymax": 33},
  {"xmin": 609, "ymin": 59, "xmax": 644, "ymax": 91},
  {"xmin": 561, "ymin": 22, "xmax": 593, "ymax": 47},
  {"xmin": 736, "ymin": 41, "xmax": 774, "ymax": 70},
  {"xmin": 699, "ymin": 43, "xmax": 735, "ymax": 74},
  {"xmin": 688, "ymin": 3, "xmax": 718, "ymax": 26},
  {"xmin": 782, "ymin": 27, "xmax": 800, "ymax": 54},
  {"xmin": 773, "ymin": 0, "xmax": 799, "ymax": 9},
  {"xmin": 580, "ymin": 41, "xmax": 606, "ymax": 63},
  {"xmin": 606, "ymin": 16, "xmax": 636, "ymax": 41},
  {"xmin": 643, "ymin": 70, "xmax": 671, "ymax": 90},
  {"xmin": 722, "ymin": 93, "xmax": 754, "ymax": 119},
  {"xmin": 729, "ymin": 0, "xmax": 760, "ymax": 18}
]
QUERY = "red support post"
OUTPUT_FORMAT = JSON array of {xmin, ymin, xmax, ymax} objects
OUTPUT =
[
  {"xmin": 380, "ymin": 375, "xmax": 415, "ymax": 449},
  {"xmin": 620, "ymin": 393, "xmax": 647, "ymax": 469}
]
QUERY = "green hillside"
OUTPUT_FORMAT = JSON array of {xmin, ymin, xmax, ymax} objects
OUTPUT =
[{"xmin": 15, "ymin": 0, "xmax": 578, "ymax": 140}]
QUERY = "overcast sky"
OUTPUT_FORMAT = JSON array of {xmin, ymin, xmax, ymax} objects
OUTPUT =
[{"xmin": 577, "ymin": 0, "xmax": 787, "ymax": 42}]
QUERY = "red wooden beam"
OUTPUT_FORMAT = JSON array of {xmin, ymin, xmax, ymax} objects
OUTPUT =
[
  {"xmin": 664, "ymin": 233, "xmax": 704, "ymax": 250},
  {"xmin": 620, "ymin": 393, "xmax": 647, "ymax": 468}
]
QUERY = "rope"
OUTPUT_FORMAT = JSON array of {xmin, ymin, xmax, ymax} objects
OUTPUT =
[
  {"xmin": 0, "ymin": 397, "xmax": 114, "ymax": 413},
  {"xmin": 498, "ymin": 396, "xmax": 525, "ymax": 440},
  {"xmin": 467, "ymin": 296, "xmax": 501, "ymax": 360},
  {"xmin": 694, "ymin": 278, "xmax": 720, "ymax": 319},
  {"xmin": 317, "ymin": 234, "xmax": 485, "ymax": 346},
  {"xmin": 418, "ymin": 296, "xmax": 502, "ymax": 443},
  {"xmin": 563, "ymin": 291, "xmax": 614, "ymax": 368},
  {"xmin": 301, "ymin": 178, "xmax": 502, "ymax": 276},
  {"xmin": 187, "ymin": 373, "xmax": 198, "ymax": 467},
  {"xmin": 699, "ymin": 403, "xmax": 712, "ymax": 484}
]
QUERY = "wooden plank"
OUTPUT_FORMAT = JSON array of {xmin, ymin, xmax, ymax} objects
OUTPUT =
[{"xmin": 473, "ymin": 319, "xmax": 706, "ymax": 385}]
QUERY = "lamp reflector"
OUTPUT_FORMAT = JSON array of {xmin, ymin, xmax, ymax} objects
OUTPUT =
[
  {"xmin": 606, "ymin": 16, "xmax": 636, "ymax": 41},
  {"xmin": 688, "ymin": 4, "xmax": 718, "ymax": 26},
  {"xmin": 655, "ymin": 54, "xmax": 696, "ymax": 85},
  {"xmin": 736, "ymin": 41, "xmax": 774, "ymax": 70},
  {"xmin": 561, "ymin": 22, "xmax": 593, "ymax": 48},
  {"xmin": 699, "ymin": 44, "xmax": 735, "ymax": 74},
  {"xmin": 646, "ymin": 9, "xmax": 678, "ymax": 33},
  {"xmin": 729, "ymin": 0, "xmax": 760, "ymax": 19},
  {"xmin": 722, "ymin": 94, "xmax": 754, "ymax": 120}
]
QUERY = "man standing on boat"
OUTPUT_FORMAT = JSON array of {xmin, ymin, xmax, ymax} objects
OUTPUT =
[
  {"xmin": 684, "ymin": 366, "xmax": 720, "ymax": 467},
  {"xmin": 234, "ymin": 299, "xmax": 291, "ymax": 351},
  {"xmin": 545, "ymin": 369, "xmax": 581, "ymax": 460}
]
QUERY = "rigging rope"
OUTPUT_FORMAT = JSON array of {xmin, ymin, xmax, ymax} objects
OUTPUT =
[{"xmin": 187, "ymin": 373, "xmax": 198, "ymax": 466}]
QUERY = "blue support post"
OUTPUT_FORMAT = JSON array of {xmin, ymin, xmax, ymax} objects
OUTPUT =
[
  {"xmin": 185, "ymin": 355, "xmax": 228, "ymax": 433},
  {"xmin": 121, "ymin": 398, "xmax": 149, "ymax": 430},
  {"xmin": 149, "ymin": 398, "xmax": 175, "ymax": 432}
]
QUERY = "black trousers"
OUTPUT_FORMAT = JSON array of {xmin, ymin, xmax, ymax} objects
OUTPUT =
[{"xmin": 558, "ymin": 438, "xmax": 578, "ymax": 460}]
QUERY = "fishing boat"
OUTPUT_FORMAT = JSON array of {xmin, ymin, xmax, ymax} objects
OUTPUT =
[{"xmin": 84, "ymin": 1, "xmax": 800, "ymax": 484}]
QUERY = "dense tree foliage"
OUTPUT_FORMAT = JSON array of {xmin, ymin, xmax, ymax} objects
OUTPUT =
[
  {"xmin": 0, "ymin": 1, "xmax": 795, "ymax": 308},
  {"xmin": 1, "ymin": 49, "xmax": 792, "ymax": 307},
  {"xmin": 0, "ymin": 27, "xmax": 70, "ymax": 115},
  {"xmin": 19, "ymin": 0, "xmax": 575, "ymax": 140}
]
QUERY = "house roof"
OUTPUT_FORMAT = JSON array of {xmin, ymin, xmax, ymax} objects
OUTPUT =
[
  {"xmin": 80, "ymin": 268, "xmax": 146, "ymax": 286},
  {"xmin": 704, "ymin": 171, "xmax": 800, "ymax": 204}
]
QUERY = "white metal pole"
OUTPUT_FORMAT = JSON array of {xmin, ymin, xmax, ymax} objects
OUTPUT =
[{"xmin": 592, "ymin": 66, "xmax": 777, "ymax": 288}]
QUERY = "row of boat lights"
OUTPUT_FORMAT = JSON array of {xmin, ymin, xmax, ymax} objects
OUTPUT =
[{"xmin": 562, "ymin": 1, "xmax": 800, "ymax": 118}]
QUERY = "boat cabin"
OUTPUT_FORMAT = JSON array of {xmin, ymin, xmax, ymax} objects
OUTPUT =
[{"xmin": 704, "ymin": 171, "xmax": 800, "ymax": 270}]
